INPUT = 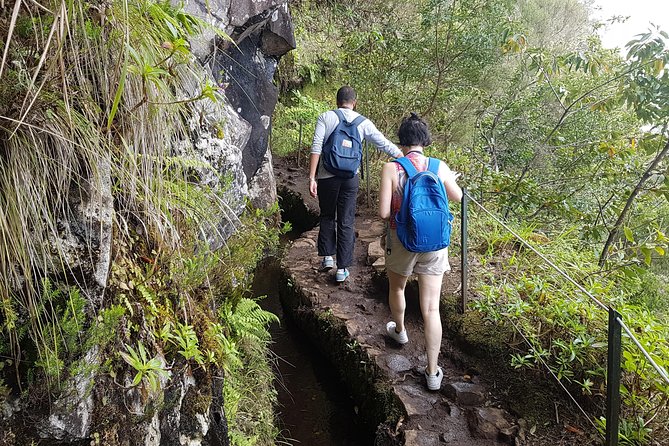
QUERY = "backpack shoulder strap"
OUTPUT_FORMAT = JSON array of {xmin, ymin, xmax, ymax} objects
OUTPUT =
[
  {"xmin": 332, "ymin": 108, "xmax": 346, "ymax": 123},
  {"xmin": 394, "ymin": 157, "xmax": 418, "ymax": 178},
  {"xmin": 427, "ymin": 157, "xmax": 440, "ymax": 175},
  {"xmin": 350, "ymin": 114, "xmax": 366, "ymax": 127}
]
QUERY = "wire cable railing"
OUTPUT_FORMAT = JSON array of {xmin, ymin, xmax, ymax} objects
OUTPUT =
[
  {"xmin": 459, "ymin": 189, "xmax": 669, "ymax": 446},
  {"xmin": 463, "ymin": 192, "xmax": 609, "ymax": 312},
  {"xmin": 506, "ymin": 317, "xmax": 602, "ymax": 433}
]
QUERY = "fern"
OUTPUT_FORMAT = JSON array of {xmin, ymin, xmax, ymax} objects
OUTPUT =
[
  {"xmin": 58, "ymin": 287, "xmax": 85, "ymax": 355},
  {"xmin": 220, "ymin": 298, "xmax": 279, "ymax": 446},
  {"xmin": 220, "ymin": 298, "xmax": 279, "ymax": 344},
  {"xmin": 136, "ymin": 284, "xmax": 159, "ymax": 316}
]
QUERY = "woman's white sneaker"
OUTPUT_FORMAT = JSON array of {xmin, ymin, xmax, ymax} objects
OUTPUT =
[
  {"xmin": 425, "ymin": 367, "xmax": 443, "ymax": 391},
  {"xmin": 335, "ymin": 268, "xmax": 350, "ymax": 282},
  {"xmin": 386, "ymin": 321, "xmax": 408, "ymax": 344}
]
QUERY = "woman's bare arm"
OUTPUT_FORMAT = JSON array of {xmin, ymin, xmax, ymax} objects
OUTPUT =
[
  {"xmin": 439, "ymin": 162, "xmax": 462, "ymax": 202},
  {"xmin": 378, "ymin": 162, "xmax": 396, "ymax": 220}
]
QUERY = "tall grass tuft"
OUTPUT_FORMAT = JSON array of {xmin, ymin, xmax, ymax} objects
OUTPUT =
[{"xmin": 0, "ymin": 0, "xmax": 234, "ymax": 385}]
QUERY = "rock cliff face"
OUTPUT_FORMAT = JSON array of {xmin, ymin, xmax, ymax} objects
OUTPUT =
[
  {"xmin": 218, "ymin": 0, "xmax": 294, "ymax": 208},
  {"xmin": 183, "ymin": 0, "xmax": 295, "ymax": 209},
  {"xmin": 0, "ymin": 1, "xmax": 293, "ymax": 445}
]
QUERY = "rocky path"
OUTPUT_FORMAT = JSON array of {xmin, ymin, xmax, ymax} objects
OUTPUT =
[{"xmin": 275, "ymin": 159, "xmax": 522, "ymax": 445}]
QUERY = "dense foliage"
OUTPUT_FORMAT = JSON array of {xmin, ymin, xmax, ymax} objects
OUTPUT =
[
  {"xmin": 0, "ymin": 2, "xmax": 282, "ymax": 444},
  {"xmin": 275, "ymin": 0, "xmax": 669, "ymax": 443}
]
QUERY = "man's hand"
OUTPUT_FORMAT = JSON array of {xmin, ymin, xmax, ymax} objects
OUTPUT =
[
  {"xmin": 309, "ymin": 153, "xmax": 320, "ymax": 198},
  {"xmin": 309, "ymin": 178, "xmax": 318, "ymax": 198}
]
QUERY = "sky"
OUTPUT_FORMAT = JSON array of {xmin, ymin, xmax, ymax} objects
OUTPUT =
[{"xmin": 592, "ymin": 0, "xmax": 669, "ymax": 52}]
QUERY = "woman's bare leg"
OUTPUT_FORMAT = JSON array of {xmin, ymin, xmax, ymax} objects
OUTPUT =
[
  {"xmin": 417, "ymin": 274, "xmax": 444, "ymax": 375},
  {"xmin": 387, "ymin": 269, "xmax": 409, "ymax": 333}
]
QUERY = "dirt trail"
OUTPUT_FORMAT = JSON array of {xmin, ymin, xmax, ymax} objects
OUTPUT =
[{"xmin": 274, "ymin": 155, "xmax": 526, "ymax": 445}]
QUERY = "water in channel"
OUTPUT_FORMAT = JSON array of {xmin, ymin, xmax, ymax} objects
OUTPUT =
[{"xmin": 253, "ymin": 257, "xmax": 374, "ymax": 446}]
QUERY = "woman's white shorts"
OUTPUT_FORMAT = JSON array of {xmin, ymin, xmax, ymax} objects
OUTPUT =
[{"xmin": 384, "ymin": 229, "xmax": 451, "ymax": 277}]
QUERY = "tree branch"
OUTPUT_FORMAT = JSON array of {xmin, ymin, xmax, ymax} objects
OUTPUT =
[{"xmin": 599, "ymin": 137, "xmax": 669, "ymax": 266}]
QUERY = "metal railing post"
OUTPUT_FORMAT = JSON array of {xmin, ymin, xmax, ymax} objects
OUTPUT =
[
  {"xmin": 605, "ymin": 307, "xmax": 622, "ymax": 446},
  {"xmin": 460, "ymin": 189, "xmax": 468, "ymax": 314}
]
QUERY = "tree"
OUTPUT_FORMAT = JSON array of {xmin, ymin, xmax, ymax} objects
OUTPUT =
[
  {"xmin": 515, "ymin": 0, "xmax": 593, "ymax": 52},
  {"xmin": 598, "ymin": 26, "xmax": 669, "ymax": 266}
]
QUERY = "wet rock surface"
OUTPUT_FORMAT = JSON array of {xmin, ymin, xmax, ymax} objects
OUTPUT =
[
  {"xmin": 275, "ymin": 156, "xmax": 517, "ymax": 445},
  {"xmin": 215, "ymin": 1, "xmax": 295, "ymax": 182},
  {"xmin": 466, "ymin": 407, "xmax": 519, "ymax": 443}
]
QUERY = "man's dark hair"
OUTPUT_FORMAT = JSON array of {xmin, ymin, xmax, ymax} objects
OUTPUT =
[
  {"xmin": 398, "ymin": 112, "xmax": 432, "ymax": 147},
  {"xmin": 336, "ymin": 86, "xmax": 357, "ymax": 106}
]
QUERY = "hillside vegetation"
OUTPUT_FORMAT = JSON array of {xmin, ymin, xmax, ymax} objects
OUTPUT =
[{"xmin": 0, "ymin": 2, "xmax": 283, "ymax": 444}]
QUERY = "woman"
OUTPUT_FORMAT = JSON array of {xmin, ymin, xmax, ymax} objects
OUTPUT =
[{"xmin": 378, "ymin": 113, "xmax": 462, "ymax": 391}]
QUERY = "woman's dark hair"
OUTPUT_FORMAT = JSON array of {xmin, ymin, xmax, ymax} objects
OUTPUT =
[{"xmin": 397, "ymin": 112, "xmax": 432, "ymax": 147}]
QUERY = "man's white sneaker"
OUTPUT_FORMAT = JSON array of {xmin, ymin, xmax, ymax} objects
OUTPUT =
[
  {"xmin": 385, "ymin": 321, "xmax": 408, "ymax": 344},
  {"xmin": 320, "ymin": 256, "xmax": 334, "ymax": 271},
  {"xmin": 335, "ymin": 268, "xmax": 349, "ymax": 282},
  {"xmin": 425, "ymin": 367, "xmax": 443, "ymax": 391}
]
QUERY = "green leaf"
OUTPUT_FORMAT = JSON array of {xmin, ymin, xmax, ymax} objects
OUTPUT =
[
  {"xmin": 132, "ymin": 371, "xmax": 143, "ymax": 386},
  {"xmin": 624, "ymin": 227, "xmax": 635, "ymax": 243},
  {"xmin": 653, "ymin": 58, "xmax": 665, "ymax": 77},
  {"xmin": 107, "ymin": 47, "xmax": 129, "ymax": 131}
]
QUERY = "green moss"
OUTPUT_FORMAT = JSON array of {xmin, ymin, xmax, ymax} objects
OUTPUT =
[
  {"xmin": 190, "ymin": 391, "xmax": 212, "ymax": 416},
  {"xmin": 180, "ymin": 387, "xmax": 213, "ymax": 433},
  {"xmin": 442, "ymin": 293, "xmax": 514, "ymax": 357}
]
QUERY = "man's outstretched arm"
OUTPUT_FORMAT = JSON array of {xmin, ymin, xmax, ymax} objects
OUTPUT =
[{"xmin": 363, "ymin": 120, "xmax": 403, "ymax": 158}]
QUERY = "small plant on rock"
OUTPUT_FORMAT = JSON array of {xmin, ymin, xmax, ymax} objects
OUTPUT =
[{"xmin": 120, "ymin": 342, "xmax": 170, "ymax": 393}]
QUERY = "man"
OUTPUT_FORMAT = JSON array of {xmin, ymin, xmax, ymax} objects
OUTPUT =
[{"xmin": 309, "ymin": 86, "xmax": 403, "ymax": 282}]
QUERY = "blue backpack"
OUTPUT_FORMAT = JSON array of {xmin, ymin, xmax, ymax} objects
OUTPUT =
[
  {"xmin": 322, "ymin": 109, "xmax": 366, "ymax": 178},
  {"xmin": 394, "ymin": 157, "xmax": 453, "ymax": 252}
]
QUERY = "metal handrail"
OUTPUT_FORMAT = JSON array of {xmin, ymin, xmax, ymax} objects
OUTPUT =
[{"xmin": 617, "ymin": 316, "xmax": 669, "ymax": 385}]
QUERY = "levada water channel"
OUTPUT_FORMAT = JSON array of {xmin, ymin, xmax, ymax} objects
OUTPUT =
[
  {"xmin": 253, "ymin": 256, "xmax": 374, "ymax": 446},
  {"xmin": 249, "ymin": 182, "xmax": 370, "ymax": 444}
]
